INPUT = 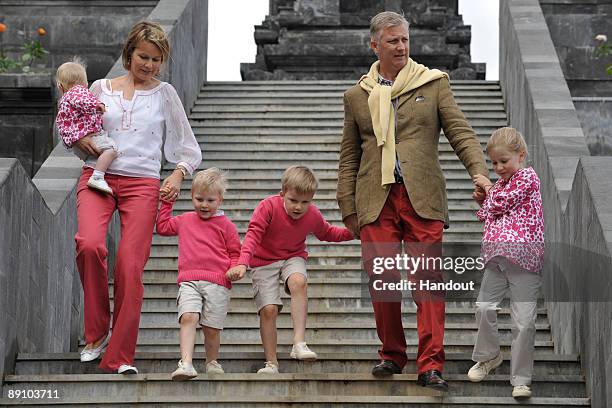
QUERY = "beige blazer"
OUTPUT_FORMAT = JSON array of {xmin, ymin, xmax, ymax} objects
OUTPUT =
[{"xmin": 337, "ymin": 77, "xmax": 488, "ymax": 228}]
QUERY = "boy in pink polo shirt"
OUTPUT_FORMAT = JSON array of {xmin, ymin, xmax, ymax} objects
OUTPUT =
[
  {"xmin": 226, "ymin": 165, "xmax": 354, "ymax": 373},
  {"xmin": 156, "ymin": 168, "xmax": 240, "ymax": 380}
]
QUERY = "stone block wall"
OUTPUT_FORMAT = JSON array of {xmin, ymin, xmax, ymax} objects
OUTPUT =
[
  {"xmin": 501, "ymin": 1, "xmax": 611, "ymax": 406},
  {"xmin": 0, "ymin": 0, "xmax": 208, "ymax": 387}
]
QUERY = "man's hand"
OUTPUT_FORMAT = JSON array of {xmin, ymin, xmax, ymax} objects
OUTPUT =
[
  {"xmin": 74, "ymin": 135, "xmax": 102, "ymax": 157},
  {"xmin": 226, "ymin": 265, "xmax": 247, "ymax": 282},
  {"xmin": 343, "ymin": 214, "xmax": 360, "ymax": 239},
  {"xmin": 472, "ymin": 174, "xmax": 492, "ymax": 191},
  {"xmin": 472, "ymin": 188, "xmax": 486, "ymax": 205}
]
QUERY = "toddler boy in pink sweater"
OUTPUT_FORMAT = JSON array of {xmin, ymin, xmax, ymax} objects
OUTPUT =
[
  {"xmin": 226, "ymin": 165, "xmax": 354, "ymax": 373},
  {"xmin": 156, "ymin": 168, "xmax": 240, "ymax": 380}
]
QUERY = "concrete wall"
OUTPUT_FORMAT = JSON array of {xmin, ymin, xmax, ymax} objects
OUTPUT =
[
  {"xmin": 0, "ymin": 73, "xmax": 54, "ymax": 177},
  {"xmin": 0, "ymin": 0, "xmax": 208, "ymax": 386},
  {"xmin": 501, "ymin": 1, "xmax": 611, "ymax": 406}
]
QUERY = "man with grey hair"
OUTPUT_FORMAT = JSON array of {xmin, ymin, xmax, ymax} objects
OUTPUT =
[{"xmin": 337, "ymin": 11, "xmax": 488, "ymax": 391}]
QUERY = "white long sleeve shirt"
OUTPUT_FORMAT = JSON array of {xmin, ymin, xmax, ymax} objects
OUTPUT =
[{"xmin": 85, "ymin": 79, "xmax": 202, "ymax": 178}]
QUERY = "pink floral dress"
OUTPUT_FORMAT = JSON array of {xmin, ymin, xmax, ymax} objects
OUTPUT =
[{"xmin": 56, "ymin": 85, "xmax": 103, "ymax": 147}]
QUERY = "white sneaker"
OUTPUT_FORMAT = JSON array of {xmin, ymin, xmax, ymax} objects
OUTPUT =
[
  {"xmin": 512, "ymin": 385, "xmax": 532, "ymax": 398},
  {"xmin": 87, "ymin": 176, "xmax": 113, "ymax": 195},
  {"xmin": 467, "ymin": 353, "xmax": 503, "ymax": 382},
  {"xmin": 117, "ymin": 364, "xmax": 138, "ymax": 375},
  {"xmin": 79, "ymin": 332, "xmax": 110, "ymax": 362},
  {"xmin": 257, "ymin": 361, "xmax": 279, "ymax": 374},
  {"xmin": 290, "ymin": 342, "xmax": 318, "ymax": 361},
  {"xmin": 171, "ymin": 360, "xmax": 197, "ymax": 381},
  {"xmin": 205, "ymin": 360, "xmax": 224, "ymax": 374}
]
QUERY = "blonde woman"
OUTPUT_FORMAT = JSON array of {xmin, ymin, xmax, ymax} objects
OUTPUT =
[{"xmin": 74, "ymin": 21, "xmax": 201, "ymax": 374}]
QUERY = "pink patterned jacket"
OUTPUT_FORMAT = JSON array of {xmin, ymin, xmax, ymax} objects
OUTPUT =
[
  {"xmin": 476, "ymin": 167, "xmax": 545, "ymax": 273},
  {"xmin": 56, "ymin": 85, "xmax": 103, "ymax": 147}
]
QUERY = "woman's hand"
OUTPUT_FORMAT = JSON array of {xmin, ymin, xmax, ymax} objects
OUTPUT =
[
  {"xmin": 160, "ymin": 169, "xmax": 183, "ymax": 201},
  {"xmin": 74, "ymin": 135, "xmax": 102, "ymax": 157}
]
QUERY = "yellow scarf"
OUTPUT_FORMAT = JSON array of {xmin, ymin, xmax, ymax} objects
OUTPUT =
[{"xmin": 359, "ymin": 59, "xmax": 448, "ymax": 186}]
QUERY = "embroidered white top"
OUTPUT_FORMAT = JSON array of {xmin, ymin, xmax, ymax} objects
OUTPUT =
[{"xmin": 85, "ymin": 79, "xmax": 202, "ymax": 179}]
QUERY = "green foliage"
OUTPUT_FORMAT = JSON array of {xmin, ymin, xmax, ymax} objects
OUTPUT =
[{"xmin": 595, "ymin": 37, "xmax": 611, "ymax": 76}]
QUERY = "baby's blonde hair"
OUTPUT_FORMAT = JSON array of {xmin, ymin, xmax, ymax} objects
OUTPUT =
[
  {"xmin": 281, "ymin": 165, "xmax": 318, "ymax": 195},
  {"xmin": 56, "ymin": 57, "xmax": 88, "ymax": 89},
  {"xmin": 486, "ymin": 127, "xmax": 529, "ymax": 156},
  {"xmin": 191, "ymin": 168, "xmax": 228, "ymax": 197}
]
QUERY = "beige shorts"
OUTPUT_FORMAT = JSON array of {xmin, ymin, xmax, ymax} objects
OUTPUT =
[
  {"xmin": 251, "ymin": 257, "xmax": 307, "ymax": 313},
  {"xmin": 177, "ymin": 280, "xmax": 231, "ymax": 330},
  {"xmin": 72, "ymin": 130, "xmax": 118, "ymax": 160}
]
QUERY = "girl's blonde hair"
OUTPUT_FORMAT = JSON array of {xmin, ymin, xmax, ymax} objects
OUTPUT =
[
  {"xmin": 191, "ymin": 168, "xmax": 228, "ymax": 197},
  {"xmin": 281, "ymin": 165, "xmax": 318, "ymax": 195},
  {"xmin": 121, "ymin": 21, "xmax": 170, "ymax": 71},
  {"xmin": 56, "ymin": 57, "xmax": 88, "ymax": 88},
  {"xmin": 486, "ymin": 127, "xmax": 529, "ymax": 156}
]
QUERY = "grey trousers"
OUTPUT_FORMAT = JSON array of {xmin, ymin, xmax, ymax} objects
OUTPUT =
[{"xmin": 471, "ymin": 258, "xmax": 542, "ymax": 386}]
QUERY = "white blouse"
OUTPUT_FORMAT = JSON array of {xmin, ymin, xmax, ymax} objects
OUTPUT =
[{"xmin": 86, "ymin": 79, "xmax": 202, "ymax": 179}]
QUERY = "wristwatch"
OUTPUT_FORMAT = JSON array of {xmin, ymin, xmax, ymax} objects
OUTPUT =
[{"xmin": 175, "ymin": 165, "xmax": 187, "ymax": 177}]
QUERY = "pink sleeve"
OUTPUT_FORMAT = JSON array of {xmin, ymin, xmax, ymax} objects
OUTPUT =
[
  {"xmin": 56, "ymin": 98, "xmax": 75, "ymax": 146},
  {"xmin": 224, "ymin": 220, "xmax": 242, "ymax": 268},
  {"xmin": 487, "ymin": 169, "xmax": 539, "ymax": 216},
  {"xmin": 155, "ymin": 201, "xmax": 180, "ymax": 236},
  {"xmin": 237, "ymin": 200, "xmax": 273, "ymax": 266},
  {"xmin": 312, "ymin": 207, "xmax": 354, "ymax": 242}
]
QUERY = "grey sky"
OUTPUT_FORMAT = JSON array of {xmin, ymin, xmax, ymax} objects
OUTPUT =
[{"xmin": 207, "ymin": 0, "xmax": 499, "ymax": 81}]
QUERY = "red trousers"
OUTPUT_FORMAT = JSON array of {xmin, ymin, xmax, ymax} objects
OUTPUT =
[
  {"xmin": 361, "ymin": 183, "xmax": 446, "ymax": 374},
  {"xmin": 75, "ymin": 168, "xmax": 159, "ymax": 371}
]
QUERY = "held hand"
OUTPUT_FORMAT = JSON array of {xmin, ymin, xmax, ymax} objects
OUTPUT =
[
  {"xmin": 226, "ymin": 265, "xmax": 247, "ymax": 282},
  {"xmin": 343, "ymin": 214, "xmax": 360, "ymax": 239},
  {"xmin": 472, "ymin": 174, "xmax": 492, "ymax": 190},
  {"xmin": 472, "ymin": 188, "xmax": 486, "ymax": 205},
  {"xmin": 160, "ymin": 170, "xmax": 183, "ymax": 201},
  {"xmin": 74, "ymin": 135, "xmax": 102, "ymax": 157}
]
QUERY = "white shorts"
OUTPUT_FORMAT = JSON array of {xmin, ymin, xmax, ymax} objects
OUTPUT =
[
  {"xmin": 72, "ymin": 130, "xmax": 118, "ymax": 160},
  {"xmin": 176, "ymin": 280, "xmax": 231, "ymax": 330}
]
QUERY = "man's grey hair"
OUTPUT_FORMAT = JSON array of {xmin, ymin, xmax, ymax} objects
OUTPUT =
[{"xmin": 370, "ymin": 11, "xmax": 410, "ymax": 41}]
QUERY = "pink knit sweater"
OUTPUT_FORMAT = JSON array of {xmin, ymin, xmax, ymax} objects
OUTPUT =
[
  {"xmin": 238, "ymin": 195, "xmax": 354, "ymax": 268},
  {"xmin": 156, "ymin": 201, "xmax": 240, "ymax": 288}
]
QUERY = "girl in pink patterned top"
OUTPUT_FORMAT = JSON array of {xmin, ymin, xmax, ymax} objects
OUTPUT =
[
  {"xmin": 467, "ymin": 127, "xmax": 544, "ymax": 399},
  {"xmin": 56, "ymin": 59, "xmax": 118, "ymax": 195}
]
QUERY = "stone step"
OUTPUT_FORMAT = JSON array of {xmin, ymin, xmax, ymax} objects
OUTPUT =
[
  {"xmin": 126, "ymin": 312, "xmax": 552, "ymax": 334},
  {"xmin": 130, "ymin": 296, "xmax": 545, "ymax": 313},
  {"xmin": 14, "ymin": 352, "xmax": 578, "ymax": 376},
  {"xmin": 200, "ymin": 82, "xmax": 501, "ymax": 90},
  {"xmin": 129, "ymin": 339, "xmax": 555, "ymax": 354},
  {"xmin": 188, "ymin": 125, "xmax": 505, "ymax": 134},
  {"xmin": 202, "ymin": 80, "xmax": 500, "ymax": 85},
  {"xmin": 194, "ymin": 134, "xmax": 493, "ymax": 144},
  {"xmin": 189, "ymin": 111, "xmax": 507, "ymax": 120},
  {"xmin": 0, "ymin": 395, "xmax": 591, "ymax": 407},
  {"xmin": 188, "ymin": 119, "xmax": 509, "ymax": 128},
  {"xmin": 197, "ymin": 91, "xmax": 504, "ymax": 98},
  {"xmin": 1, "ymin": 373, "xmax": 587, "ymax": 399},
  {"xmin": 192, "ymin": 104, "xmax": 506, "ymax": 113},
  {"xmin": 195, "ymin": 141, "xmax": 488, "ymax": 153},
  {"xmin": 194, "ymin": 97, "xmax": 506, "ymax": 106}
]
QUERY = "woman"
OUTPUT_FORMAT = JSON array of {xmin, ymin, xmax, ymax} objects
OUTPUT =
[{"xmin": 74, "ymin": 21, "xmax": 202, "ymax": 374}]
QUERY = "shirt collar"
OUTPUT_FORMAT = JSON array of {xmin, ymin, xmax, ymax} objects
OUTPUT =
[{"xmin": 378, "ymin": 75, "xmax": 393, "ymax": 86}]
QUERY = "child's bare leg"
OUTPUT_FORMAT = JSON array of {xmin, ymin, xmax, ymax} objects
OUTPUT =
[
  {"xmin": 287, "ymin": 273, "xmax": 308, "ymax": 344},
  {"xmin": 178, "ymin": 313, "xmax": 199, "ymax": 364},
  {"xmin": 94, "ymin": 149, "xmax": 118, "ymax": 174},
  {"xmin": 203, "ymin": 326, "xmax": 221, "ymax": 363},
  {"xmin": 259, "ymin": 304, "xmax": 279, "ymax": 364}
]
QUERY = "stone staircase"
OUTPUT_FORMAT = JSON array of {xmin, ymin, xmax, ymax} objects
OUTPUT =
[{"xmin": 1, "ymin": 81, "xmax": 590, "ymax": 406}]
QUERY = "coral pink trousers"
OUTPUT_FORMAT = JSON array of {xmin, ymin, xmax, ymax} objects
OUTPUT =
[{"xmin": 75, "ymin": 168, "xmax": 159, "ymax": 371}]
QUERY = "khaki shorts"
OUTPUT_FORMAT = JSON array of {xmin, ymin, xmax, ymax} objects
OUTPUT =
[
  {"xmin": 251, "ymin": 257, "xmax": 307, "ymax": 313},
  {"xmin": 177, "ymin": 280, "xmax": 230, "ymax": 330},
  {"xmin": 72, "ymin": 130, "xmax": 118, "ymax": 161}
]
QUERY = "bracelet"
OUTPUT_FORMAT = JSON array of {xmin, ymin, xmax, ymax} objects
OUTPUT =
[{"xmin": 174, "ymin": 166, "xmax": 187, "ymax": 177}]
